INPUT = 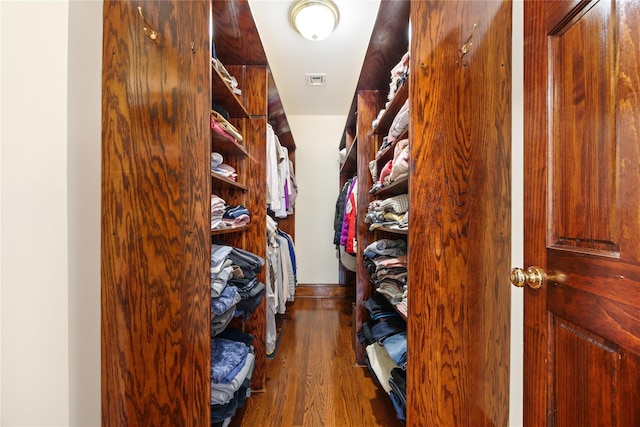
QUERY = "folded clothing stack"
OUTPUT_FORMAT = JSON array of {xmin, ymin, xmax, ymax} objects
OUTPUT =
[
  {"xmin": 210, "ymin": 329, "xmax": 255, "ymax": 426},
  {"xmin": 358, "ymin": 292, "xmax": 407, "ymax": 423},
  {"xmin": 210, "ymin": 244, "xmax": 238, "ymax": 335},
  {"xmin": 211, "ymin": 152, "xmax": 238, "ymax": 181},
  {"xmin": 371, "ymin": 50, "xmax": 410, "ymax": 131},
  {"xmin": 210, "ymin": 242, "xmax": 266, "ymax": 330},
  {"xmin": 388, "ymin": 139, "xmax": 409, "ymax": 183},
  {"xmin": 211, "ymin": 109, "xmax": 243, "ymax": 142},
  {"xmin": 210, "ymin": 241, "xmax": 266, "ymax": 323},
  {"xmin": 387, "ymin": 51, "xmax": 410, "ymax": 105},
  {"xmin": 211, "ymin": 195, "xmax": 227, "ymax": 230},
  {"xmin": 365, "ymin": 193, "xmax": 409, "ymax": 231},
  {"xmin": 389, "ymin": 368, "xmax": 406, "ymax": 423},
  {"xmin": 211, "ymin": 285, "xmax": 241, "ymax": 336},
  {"xmin": 370, "ymin": 139, "xmax": 410, "ymax": 193},
  {"xmin": 211, "ymin": 114, "xmax": 242, "ymax": 145},
  {"xmin": 222, "ymin": 204, "xmax": 250, "ymax": 228},
  {"xmin": 385, "ymin": 99, "xmax": 409, "ymax": 145},
  {"xmin": 363, "ymin": 239, "xmax": 408, "ymax": 306},
  {"xmin": 211, "ymin": 195, "xmax": 251, "ymax": 231}
]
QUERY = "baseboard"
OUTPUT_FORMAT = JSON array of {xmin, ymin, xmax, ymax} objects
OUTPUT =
[{"xmin": 295, "ymin": 284, "xmax": 355, "ymax": 299}]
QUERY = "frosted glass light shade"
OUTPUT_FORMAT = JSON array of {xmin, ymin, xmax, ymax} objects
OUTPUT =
[{"xmin": 290, "ymin": 0, "xmax": 340, "ymax": 41}]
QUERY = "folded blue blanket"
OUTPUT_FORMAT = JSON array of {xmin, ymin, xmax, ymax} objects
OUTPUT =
[
  {"xmin": 211, "ymin": 285, "xmax": 240, "ymax": 316},
  {"xmin": 211, "ymin": 338, "xmax": 250, "ymax": 384}
]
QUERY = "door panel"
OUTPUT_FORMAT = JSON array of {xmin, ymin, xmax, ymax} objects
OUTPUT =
[
  {"xmin": 524, "ymin": 0, "xmax": 640, "ymax": 425},
  {"xmin": 553, "ymin": 318, "xmax": 620, "ymax": 427},
  {"xmin": 550, "ymin": 0, "xmax": 617, "ymax": 254}
]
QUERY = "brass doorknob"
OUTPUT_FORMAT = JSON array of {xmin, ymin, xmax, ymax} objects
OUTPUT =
[
  {"xmin": 510, "ymin": 266, "xmax": 567, "ymax": 289},
  {"xmin": 510, "ymin": 266, "xmax": 544, "ymax": 289}
]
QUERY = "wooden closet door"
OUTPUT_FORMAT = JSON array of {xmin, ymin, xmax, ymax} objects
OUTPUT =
[
  {"xmin": 101, "ymin": 1, "xmax": 211, "ymax": 425},
  {"xmin": 523, "ymin": 1, "xmax": 640, "ymax": 425}
]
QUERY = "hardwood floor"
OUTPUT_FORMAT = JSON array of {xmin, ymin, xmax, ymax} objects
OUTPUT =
[{"xmin": 228, "ymin": 286, "xmax": 404, "ymax": 427}]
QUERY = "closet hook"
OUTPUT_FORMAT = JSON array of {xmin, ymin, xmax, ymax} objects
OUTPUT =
[
  {"xmin": 460, "ymin": 23, "xmax": 477, "ymax": 55},
  {"xmin": 138, "ymin": 6, "xmax": 158, "ymax": 41}
]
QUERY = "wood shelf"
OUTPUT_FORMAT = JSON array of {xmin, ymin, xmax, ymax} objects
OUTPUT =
[
  {"xmin": 370, "ymin": 176, "xmax": 409, "ymax": 197},
  {"xmin": 375, "ymin": 226, "xmax": 408, "ymax": 235},
  {"xmin": 211, "ymin": 224, "xmax": 248, "ymax": 235},
  {"xmin": 211, "ymin": 63, "xmax": 249, "ymax": 118},
  {"xmin": 211, "ymin": 129, "xmax": 249, "ymax": 158},
  {"xmin": 340, "ymin": 138, "xmax": 358, "ymax": 177},
  {"xmin": 211, "ymin": 172, "xmax": 248, "ymax": 191},
  {"xmin": 371, "ymin": 83, "xmax": 408, "ymax": 136},
  {"xmin": 374, "ymin": 131, "xmax": 408, "ymax": 166}
]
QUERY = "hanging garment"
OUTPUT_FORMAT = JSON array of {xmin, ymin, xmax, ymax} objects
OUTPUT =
[{"xmin": 334, "ymin": 177, "xmax": 355, "ymax": 247}]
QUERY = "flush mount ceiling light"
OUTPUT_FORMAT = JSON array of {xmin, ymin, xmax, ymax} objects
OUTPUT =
[{"xmin": 290, "ymin": 0, "xmax": 340, "ymax": 41}]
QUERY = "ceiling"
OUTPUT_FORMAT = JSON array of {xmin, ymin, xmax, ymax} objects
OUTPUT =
[{"xmin": 248, "ymin": 0, "xmax": 381, "ymax": 117}]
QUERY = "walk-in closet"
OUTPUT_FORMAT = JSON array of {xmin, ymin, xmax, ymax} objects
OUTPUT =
[
  {"xmin": 100, "ymin": 1, "xmax": 511, "ymax": 425},
  {"xmin": 8, "ymin": 0, "xmax": 640, "ymax": 425}
]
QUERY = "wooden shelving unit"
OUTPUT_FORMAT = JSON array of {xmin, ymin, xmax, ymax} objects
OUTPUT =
[
  {"xmin": 342, "ymin": 1, "xmax": 512, "ymax": 425},
  {"xmin": 101, "ymin": 1, "xmax": 295, "ymax": 424}
]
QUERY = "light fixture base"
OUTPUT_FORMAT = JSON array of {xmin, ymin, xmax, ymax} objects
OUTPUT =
[{"xmin": 290, "ymin": 0, "xmax": 340, "ymax": 41}]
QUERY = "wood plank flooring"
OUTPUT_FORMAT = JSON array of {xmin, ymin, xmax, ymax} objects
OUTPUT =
[{"xmin": 228, "ymin": 286, "xmax": 404, "ymax": 427}]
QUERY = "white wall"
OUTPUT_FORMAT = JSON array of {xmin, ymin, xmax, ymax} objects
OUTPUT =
[
  {"xmin": 67, "ymin": 1, "xmax": 102, "ymax": 425},
  {"xmin": 289, "ymin": 115, "xmax": 343, "ymax": 285},
  {"xmin": 510, "ymin": 1, "xmax": 524, "ymax": 425},
  {"xmin": 0, "ymin": 2, "xmax": 3, "ymax": 422},
  {"xmin": 0, "ymin": 1, "xmax": 102, "ymax": 425},
  {"xmin": 1, "ymin": 1, "xmax": 70, "ymax": 424}
]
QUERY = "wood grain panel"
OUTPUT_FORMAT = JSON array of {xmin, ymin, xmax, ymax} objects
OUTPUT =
[
  {"xmin": 275, "ymin": 215, "xmax": 296, "ymax": 241},
  {"xmin": 211, "ymin": 0, "xmax": 267, "ymax": 66},
  {"xmin": 621, "ymin": 350, "xmax": 640, "ymax": 426},
  {"xmin": 242, "ymin": 66, "xmax": 268, "ymax": 390},
  {"xmin": 354, "ymin": 90, "xmax": 383, "ymax": 366},
  {"xmin": 242, "ymin": 65, "xmax": 268, "ymax": 116},
  {"xmin": 548, "ymin": 282, "xmax": 640, "ymax": 355},
  {"xmin": 523, "ymin": 0, "xmax": 551, "ymax": 424},
  {"xmin": 547, "ymin": 249, "xmax": 640, "ymax": 306},
  {"xmin": 101, "ymin": 1, "xmax": 211, "ymax": 425},
  {"xmin": 550, "ymin": 0, "xmax": 618, "ymax": 253},
  {"xmin": 407, "ymin": 1, "xmax": 511, "ymax": 425},
  {"xmin": 553, "ymin": 319, "xmax": 620, "ymax": 426},
  {"xmin": 617, "ymin": 1, "xmax": 640, "ymax": 261}
]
